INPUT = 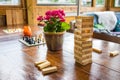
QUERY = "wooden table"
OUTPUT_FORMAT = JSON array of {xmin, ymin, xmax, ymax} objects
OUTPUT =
[{"xmin": 0, "ymin": 28, "xmax": 120, "ymax": 80}]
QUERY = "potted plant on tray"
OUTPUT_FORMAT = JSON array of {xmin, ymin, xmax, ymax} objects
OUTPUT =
[{"xmin": 37, "ymin": 9, "xmax": 70, "ymax": 51}]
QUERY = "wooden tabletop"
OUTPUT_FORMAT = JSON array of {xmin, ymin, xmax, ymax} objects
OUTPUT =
[{"xmin": 0, "ymin": 30, "xmax": 120, "ymax": 80}]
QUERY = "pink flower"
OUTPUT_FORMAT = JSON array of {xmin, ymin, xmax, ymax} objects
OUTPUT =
[
  {"xmin": 58, "ymin": 10, "xmax": 65, "ymax": 16},
  {"xmin": 37, "ymin": 16, "xmax": 43, "ymax": 21},
  {"xmin": 60, "ymin": 17, "xmax": 65, "ymax": 22},
  {"xmin": 51, "ymin": 10, "xmax": 59, "ymax": 17},
  {"xmin": 44, "ymin": 15, "xmax": 51, "ymax": 20},
  {"xmin": 45, "ymin": 10, "xmax": 52, "ymax": 16}
]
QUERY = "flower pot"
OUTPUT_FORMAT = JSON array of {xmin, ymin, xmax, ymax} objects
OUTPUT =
[{"xmin": 44, "ymin": 31, "xmax": 65, "ymax": 51}]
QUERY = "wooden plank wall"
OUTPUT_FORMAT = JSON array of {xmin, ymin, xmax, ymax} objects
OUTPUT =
[
  {"xmin": 0, "ymin": 0, "xmax": 119, "ymax": 26},
  {"xmin": 34, "ymin": 6, "xmax": 77, "ymax": 25},
  {"xmin": 0, "ymin": 0, "xmax": 26, "ymax": 26},
  {"xmin": 6, "ymin": 9, "xmax": 24, "ymax": 25}
]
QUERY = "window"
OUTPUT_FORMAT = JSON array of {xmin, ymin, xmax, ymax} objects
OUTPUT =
[
  {"xmin": 96, "ymin": 0, "xmax": 105, "ymax": 7},
  {"xmin": 81, "ymin": 0, "xmax": 92, "ymax": 7},
  {"xmin": 37, "ymin": 0, "xmax": 77, "ymax": 5},
  {"xmin": 114, "ymin": 0, "xmax": 120, "ymax": 7},
  {"xmin": 0, "ymin": 0, "xmax": 20, "ymax": 6}
]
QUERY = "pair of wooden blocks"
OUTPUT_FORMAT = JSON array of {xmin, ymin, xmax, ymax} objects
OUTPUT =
[
  {"xmin": 93, "ymin": 48, "xmax": 119, "ymax": 57},
  {"xmin": 35, "ymin": 60, "xmax": 57, "ymax": 75}
]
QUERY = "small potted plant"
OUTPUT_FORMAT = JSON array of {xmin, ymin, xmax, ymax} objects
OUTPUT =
[{"xmin": 37, "ymin": 9, "xmax": 70, "ymax": 51}]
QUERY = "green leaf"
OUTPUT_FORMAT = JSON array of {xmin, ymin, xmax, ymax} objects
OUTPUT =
[{"xmin": 61, "ymin": 22, "xmax": 70, "ymax": 30}]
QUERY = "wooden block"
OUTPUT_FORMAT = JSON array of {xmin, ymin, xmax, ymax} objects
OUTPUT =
[
  {"xmin": 34, "ymin": 60, "xmax": 47, "ymax": 66},
  {"xmin": 74, "ymin": 49, "xmax": 92, "ymax": 55},
  {"xmin": 82, "ymin": 58, "xmax": 92, "ymax": 65},
  {"xmin": 75, "ymin": 29, "xmax": 93, "ymax": 35},
  {"xmin": 74, "ymin": 34, "xmax": 92, "ymax": 41},
  {"xmin": 93, "ymin": 48, "xmax": 102, "ymax": 53},
  {"xmin": 74, "ymin": 40, "xmax": 92, "ymax": 47},
  {"xmin": 37, "ymin": 61, "xmax": 51, "ymax": 69},
  {"xmin": 75, "ymin": 36, "xmax": 89, "ymax": 42},
  {"xmin": 75, "ymin": 57, "xmax": 92, "ymax": 65},
  {"xmin": 74, "ymin": 53, "xmax": 92, "ymax": 60},
  {"xmin": 42, "ymin": 66, "xmax": 57, "ymax": 75},
  {"xmin": 110, "ymin": 51, "xmax": 119, "ymax": 57},
  {"xmin": 75, "ymin": 29, "xmax": 93, "ymax": 34}
]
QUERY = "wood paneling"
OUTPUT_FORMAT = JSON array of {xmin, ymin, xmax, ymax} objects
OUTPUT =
[
  {"xmin": 6, "ymin": 9, "xmax": 24, "ymax": 25},
  {"xmin": 80, "ymin": 7, "xmax": 106, "ymax": 12},
  {"xmin": 0, "ymin": 9, "xmax": 6, "ymax": 15},
  {"xmin": 0, "ymin": 0, "xmax": 119, "ymax": 26},
  {"xmin": 34, "ymin": 6, "xmax": 77, "ymax": 25},
  {"xmin": 109, "ymin": 0, "xmax": 120, "ymax": 11},
  {"xmin": 0, "ymin": 0, "xmax": 26, "ymax": 26},
  {"xmin": 6, "ymin": 10, "xmax": 12, "ymax": 25},
  {"xmin": 65, "ymin": 16, "xmax": 75, "ymax": 24}
]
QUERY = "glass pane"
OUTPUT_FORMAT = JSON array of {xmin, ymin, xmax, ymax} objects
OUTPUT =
[
  {"xmin": 37, "ymin": 0, "xmax": 76, "ymax": 5},
  {"xmin": 0, "ymin": 0, "xmax": 20, "ymax": 5},
  {"xmin": 96, "ymin": 0, "xmax": 105, "ymax": 7},
  {"xmin": 81, "ymin": 0, "xmax": 92, "ymax": 7},
  {"xmin": 114, "ymin": 0, "xmax": 120, "ymax": 7}
]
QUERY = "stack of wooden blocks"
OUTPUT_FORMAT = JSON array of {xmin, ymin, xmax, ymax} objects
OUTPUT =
[{"xmin": 74, "ymin": 16, "xmax": 93, "ymax": 65}]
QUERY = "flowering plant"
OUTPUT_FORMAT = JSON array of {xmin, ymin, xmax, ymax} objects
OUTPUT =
[{"xmin": 37, "ymin": 10, "xmax": 70, "ymax": 32}]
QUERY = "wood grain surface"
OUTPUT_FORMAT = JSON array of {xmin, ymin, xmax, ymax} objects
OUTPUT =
[{"xmin": 0, "ymin": 26, "xmax": 120, "ymax": 80}]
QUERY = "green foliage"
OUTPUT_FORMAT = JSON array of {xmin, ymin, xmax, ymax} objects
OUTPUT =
[
  {"xmin": 43, "ymin": 21, "xmax": 70, "ymax": 32},
  {"xmin": 96, "ymin": 0, "xmax": 104, "ymax": 5},
  {"xmin": 51, "ymin": 0, "xmax": 58, "ymax": 2},
  {"xmin": 71, "ymin": 0, "xmax": 76, "ymax": 3}
]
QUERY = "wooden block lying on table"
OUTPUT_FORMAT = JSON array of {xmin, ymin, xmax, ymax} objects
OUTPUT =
[
  {"xmin": 37, "ymin": 61, "xmax": 51, "ymax": 69},
  {"xmin": 42, "ymin": 66, "xmax": 57, "ymax": 75},
  {"xmin": 110, "ymin": 50, "xmax": 119, "ymax": 57},
  {"xmin": 34, "ymin": 60, "xmax": 47, "ymax": 66},
  {"xmin": 93, "ymin": 48, "xmax": 102, "ymax": 53}
]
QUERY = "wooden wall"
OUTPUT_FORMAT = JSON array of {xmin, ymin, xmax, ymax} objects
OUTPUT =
[
  {"xmin": 6, "ymin": 9, "xmax": 24, "ymax": 25},
  {"xmin": 26, "ymin": 0, "xmax": 108, "ymax": 26},
  {"xmin": 0, "ymin": 0, "xmax": 120, "ymax": 26},
  {"xmin": 109, "ymin": 0, "xmax": 120, "ymax": 11},
  {"xmin": 0, "ymin": 0, "xmax": 26, "ymax": 26},
  {"xmin": 34, "ymin": 6, "xmax": 77, "ymax": 25},
  {"xmin": 0, "ymin": 8, "xmax": 25, "ymax": 26},
  {"xmin": 26, "ymin": 0, "xmax": 78, "ymax": 26}
]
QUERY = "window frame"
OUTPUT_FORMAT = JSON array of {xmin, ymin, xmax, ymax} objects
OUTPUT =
[
  {"xmin": 81, "ymin": 0, "xmax": 106, "ymax": 8},
  {"xmin": 0, "ymin": 0, "xmax": 21, "ymax": 7},
  {"xmin": 114, "ymin": 0, "xmax": 120, "ymax": 7},
  {"xmin": 36, "ymin": 0, "xmax": 77, "ymax": 6},
  {"xmin": 96, "ymin": 0, "xmax": 105, "ymax": 7},
  {"xmin": 81, "ymin": 0, "xmax": 93, "ymax": 7}
]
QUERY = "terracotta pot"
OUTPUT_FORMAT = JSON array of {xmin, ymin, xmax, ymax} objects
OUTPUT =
[{"xmin": 44, "ymin": 31, "xmax": 65, "ymax": 51}]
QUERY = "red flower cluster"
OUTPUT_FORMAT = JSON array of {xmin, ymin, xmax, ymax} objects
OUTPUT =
[
  {"xmin": 37, "ymin": 9, "xmax": 70, "ymax": 32},
  {"xmin": 37, "ymin": 9, "xmax": 65, "ymax": 23},
  {"xmin": 37, "ymin": 16, "xmax": 43, "ymax": 22}
]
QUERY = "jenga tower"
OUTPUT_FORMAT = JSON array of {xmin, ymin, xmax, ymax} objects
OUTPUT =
[{"xmin": 74, "ymin": 16, "xmax": 93, "ymax": 65}]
